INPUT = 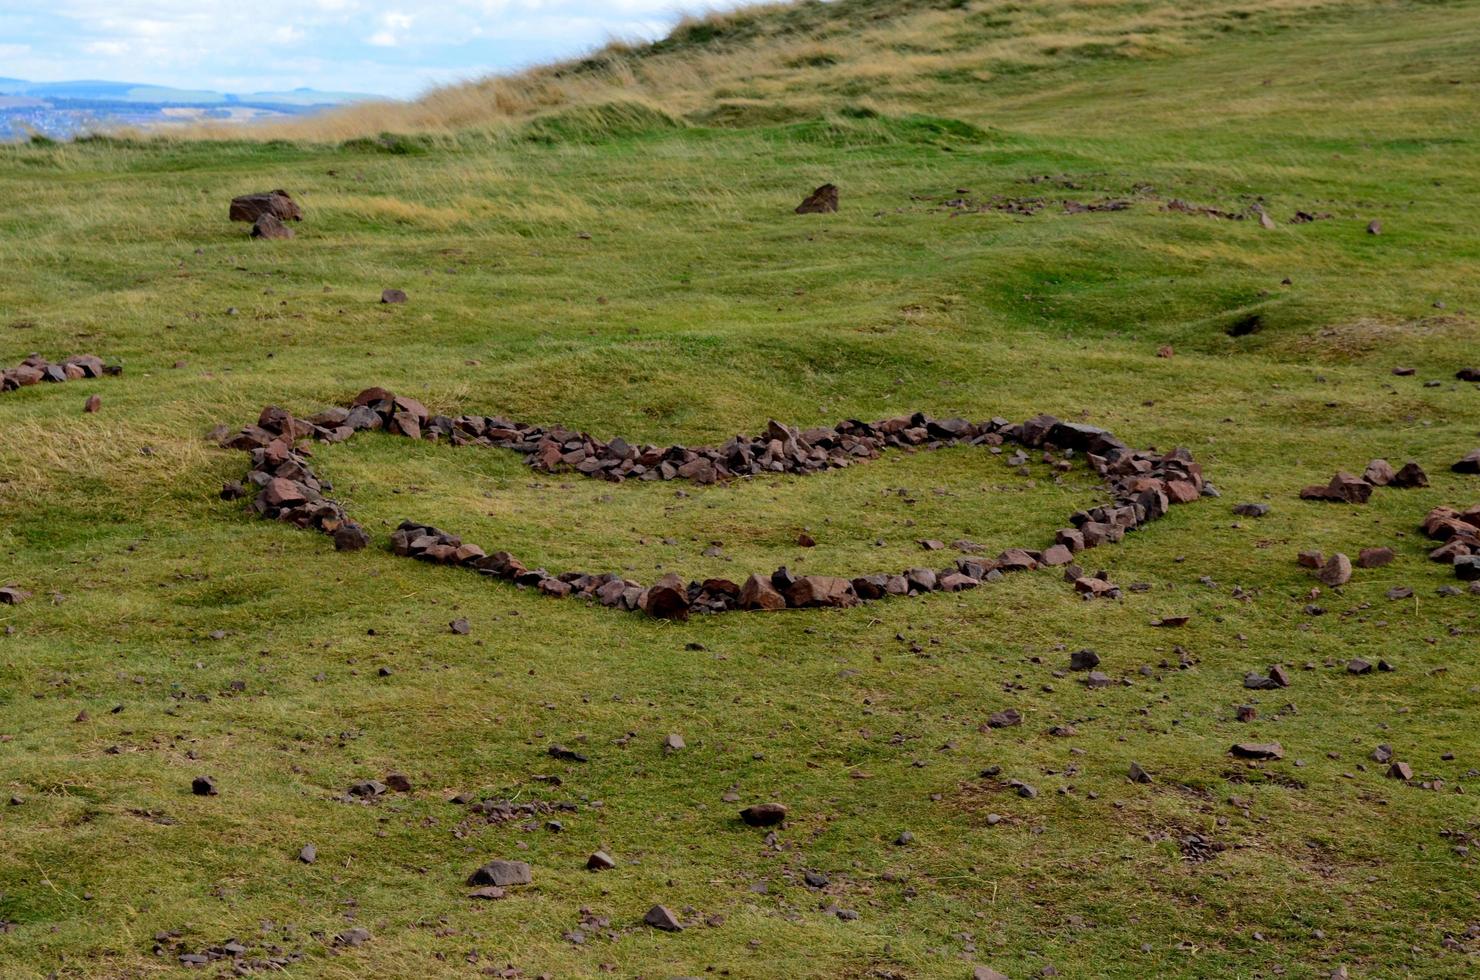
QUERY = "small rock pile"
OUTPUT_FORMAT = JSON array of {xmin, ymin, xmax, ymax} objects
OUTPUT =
[
  {"xmin": 1300, "ymin": 458, "xmax": 1427, "ymax": 503},
  {"xmin": 1420, "ymin": 504, "xmax": 1480, "ymax": 582},
  {"xmin": 1, "ymin": 354, "xmax": 119, "ymax": 392},
  {"xmin": 220, "ymin": 389, "xmax": 1207, "ymax": 618}
]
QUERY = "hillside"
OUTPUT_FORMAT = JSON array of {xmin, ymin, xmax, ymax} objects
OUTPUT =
[{"xmin": 2, "ymin": 0, "xmax": 1480, "ymax": 977}]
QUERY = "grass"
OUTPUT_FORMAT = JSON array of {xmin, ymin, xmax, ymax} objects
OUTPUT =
[{"xmin": 2, "ymin": 0, "xmax": 1480, "ymax": 976}]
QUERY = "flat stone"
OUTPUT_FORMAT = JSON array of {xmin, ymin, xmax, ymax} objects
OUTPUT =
[
  {"xmin": 467, "ymin": 859, "xmax": 532, "ymax": 887},
  {"xmin": 740, "ymin": 802, "xmax": 787, "ymax": 827},
  {"xmin": 1230, "ymin": 742, "xmax": 1284, "ymax": 761},
  {"xmin": 644, "ymin": 904, "xmax": 684, "ymax": 931}
]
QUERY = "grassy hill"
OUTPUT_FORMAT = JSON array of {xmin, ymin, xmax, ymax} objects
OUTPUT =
[{"xmin": 2, "ymin": 0, "xmax": 1480, "ymax": 977}]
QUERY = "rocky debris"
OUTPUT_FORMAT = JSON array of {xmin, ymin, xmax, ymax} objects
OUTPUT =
[
  {"xmin": 383, "ymin": 771, "xmax": 412, "ymax": 792},
  {"xmin": 662, "ymin": 733, "xmax": 686, "ymax": 753},
  {"xmin": 795, "ymin": 183, "xmax": 839, "ymax": 214},
  {"xmin": 348, "ymin": 779, "xmax": 387, "ymax": 797},
  {"xmin": 1300, "ymin": 472, "xmax": 1372, "ymax": 504},
  {"xmin": 1453, "ymin": 450, "xmax": 1480, "ymax": 474},
  {"xmin": 250, "ymin": 213, "xmax": 294, "ymax": 240},
  {"xmin": 1230, "ymin": 742, "xmax": 1284, "ymax": 761},
  {"xmin": 1419, "ymin": 503, "xmax": 1480, "ymax": 580},
  {"xmin": 1388, "ymin": 761, "xmax": 1414, "ymax": 781},
  {"xmin": 1232, "ymin": 502, "xmax": 1269, "ymax": 518},
  {"xmin": 973, "ymin": 969, "xmax": 1010, "ymax": 980},
  {"xmin": 586, "ymin": 850, "xmax": 616, "ymax": 871},
  {"xmin": 1315, "ymin": 553, "xmax": 1352, "ymax": 587},
  {"xmin": 222, "ymin": 397, "xmax": 1205, "ymax": 617},
  {"xmin": 191, "ymin": 775, "xmax": 218, "ymax": 796},
  {"xmin": 643, "ymin": 904, "xmax": 684, "ymax": 931},
  {"xmin": 467, "ymin": 860, "xmax": 532, "ymax": 887},
  {"xmin": 380, "ymin": 288, "xmax": 408, "ymax": 304},
  {"xmin": 229, "ymin": 189, "xmax": 302, "ymax": 224},
  {"xmin": 2, "ymin": 353, "xmax": 120, "ymax": 394},
  {"xmin": 1347, "ymin": 659, "xmax": 1373, "ymax": 675},
  {"xmin": 0, "ymin": 586, "xmax": 31, "ymax": 605},
  {"xmin": 1069, "ymin": 649, "xmax": 1100, "ymax": 671},
  {"xmin": 985, "ymin": 709, "xmax": 1022, "ymax": 729},
  {"xmin": 334, "ymin": 927, "xmax": 370, "ymax": 948},
  {"xmin": 740, "ymin": 802, "xmax": 787, "ymax": 827}
]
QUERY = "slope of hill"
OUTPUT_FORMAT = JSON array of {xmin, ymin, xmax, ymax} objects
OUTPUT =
[{"xmin": 1, "ymin": 1, "xmax": 1479, "ymax": 977}]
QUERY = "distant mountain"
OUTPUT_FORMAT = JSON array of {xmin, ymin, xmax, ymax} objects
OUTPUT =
[{"xmin": 0, "ymin": 78, "xmax": 381, "ymax": 140}]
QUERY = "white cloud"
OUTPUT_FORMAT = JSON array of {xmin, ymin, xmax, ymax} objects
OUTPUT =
[{"xmin": 0, "ymin": 0, "xmax": 753, "ymax": 96}]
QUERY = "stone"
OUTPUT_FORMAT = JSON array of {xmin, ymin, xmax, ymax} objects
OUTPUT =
[
  {"xmin": 985, "ymin": 709, "xmax": 1022, "ymax": 729},
  {"xmin": 1069, "ymin": 649, "xmax": 1100, "ymax": 671},
  {"xmin": 349, "ymin": 779, "xmax": 387, "ymax": 797},
  {"xmin": 1391, "ymin": 462, "xmax": 1428, "ymax": 488},
  {"xmin": 1084, "ymin": 671, "xmax": 1113, "ymax": 689},
  {"xmin": 229, "ymin": 189, "xmax": 302, "ymax": 223},
  {"xmin": 298, "ymin": 844, "xmax": 317, "ymax": 864},
  {"xmin": 449, "ymin": 617, "xmax": 471, "ymax": 635},
  {"xmin": 1366, "ymin": 219, "xmax": 1381, "ymax": 235},
  {"xmin": 795, "ymin": 183, "xmax": 839, "ymax": 215},
  {"xmin": 643, "ymin": 573, "xmax": 690, "ymax": 619},
  {"xmin": 1128, "ymin": 762, "xmax": 1153, "ymax": 784},
  {"xmin": 973, "ymin": 969, "xmax": 1011, "ymax": 980},
  {"xmin": 644, "ymin": 904, "xmax": 683, "ymax": 931},
  {"xmin": 83, "ymin": 394, "xmax": 101, "ymax": 413},
  {"xmin": 1347, "ymin": 658, "xmax": 1373, "ymax": 675},
  {"xmin": 1316, "ymin": 553, "xmax": 1352, "ymax": 587},
  {"xmin": 738, "ymin": 573, "xmax": 786, "ymax": 611},
  {"xmin": 1456, "ymin": 556, "xmax": 1480, "ymax": 581},
  {"xmin": 1357, "ymin": 547, "xmax": 1394, "ymax": 568},
  {"xmin": 250, "ymin": 213, "xmax": 294, "ymax": 240},
  {"xmin": 381, "ymin": 288, "xmax": 408, "ymax": 304},
  {"xmin": 1269, "ymin": 664, "xmax": 1293, "ymax": 688},
  {"xmin": 740, "ymin": 802, "xmax": 787, "ymax": 827},
  {"xmin": 1452, "ymin": 449, "xmax": 1480, "ymax": 474},
  {"xmin": 1300, "ymin": 472, "xmax": 1372, "ymax": 504},
  {"xmin": 384, "ymin": 771, "xmax": 412, "ymax": 792},
  {"xmin": 334, "ymin": 927, "xmax": 371, "ymax": 948},
  {"xmin": 332, "ymin": 522, "xmax": 370, "ymax": 551},
  {"xmin": 1229, "ymin": 742, "xmax": 1284, "ymax": 761},
  {"xmin": 663, "ymin": 733, "xmax": 686, "ymax": 753},
  {"xmin": 467, "ymin": 859, "xmax": 532, "ymax": 887},
  {"xmin": 1362, "ymin": 459, "xmax": 1396, "ymax": 486},
  {"xmin": 586, "ymin": 850, "xmax": 616, "ymax": 871},
  {"xmin": 786, "ymin": 575, "xmax": 857, "ymax": 608},
  {"xmin": 191, "ymin": 775, "xmax": 218, "ymax": 796},
  {"xmin": 0, "ymin": 586, "xmax": 31, "ymax": 605},
  {"xmin": 1232, "ymin": 502, "xmax": 1269, "ymax": 518},
  {"xmin": 1387, "ymin": 761, "xmax": 1413, "ymax": 781}
]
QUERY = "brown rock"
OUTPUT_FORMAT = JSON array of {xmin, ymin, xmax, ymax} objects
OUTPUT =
[
  {"xmin": 786, "ymin": 575, "xmax": 857, "ymax": 608},
  {"xmin": 467, "ymin": 859, "xmax": 532, "ymax": 887},
  {"xmin": 1362, "ymin": 459, "xmax": 1395, "ymax": 486},
  {"xmin": 740, "ymin": 802, "xmax": 787, "ymax": 827},
  {"xmin": 644, "ymin": 904, "xmax": 683, "ymax": 931},
  {"xmin": 229, "ymin": 189, "xmax": 302, "ymax": 223},
  {"xmin": 1452, "ymin": 449, "xmax": 1480, "ymax": 474},
  {"xmin": 1229, "ymin": 742, "xmax": 1284, "ymax": 761},
  {"xmin": 0, "ymin": 586, "xmax": 32, "ymax": 605},
  {"xmin": 795, "ymin": 183, "xmax": 839, "ymax": 214},
  {"xmin": 381, "ymin": 288, "xmax": 408, "ymax": 304},
  {"xmin": 1387, "ymin": 761, "xmax": 1413, "ymax": 781},
  {"xmin": 1357, "ymin": 547, "xmax": 1394, "ymax": 569},
  {"xmin": 1316, "ymin": 553, "xmax": 1352, "ymax": 587},
  {"xmin": 83, "ymin": 394, "xmax": 101, "ymax": 413},
  {"xmin": 738, "ymin": 573, "xmax": 786, "ymax": 611},
  {"xmin": 1391, "ymin": 462, "xmax": 1428, "ymax": 488},
  {"xmin": 643, "ymin": 573, "xmax": 690, "ymax": 619},
  {"xmin": 250, "ymin": 213, "xmax": 294, "ymax": 240}
]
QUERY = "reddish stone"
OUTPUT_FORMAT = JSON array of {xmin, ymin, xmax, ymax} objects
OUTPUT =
[
  {"xmin": 786, "ymin": 575, "xmax": 857, "ymax": 608},
  {"xmin": 738, "ymin": 573, "xmax": 786, "ymax": 611}
]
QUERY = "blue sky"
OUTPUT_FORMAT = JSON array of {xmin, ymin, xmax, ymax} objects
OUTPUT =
[{"xmin": 0, "ymin": 1, "xmax": 741, "ymax": 98}]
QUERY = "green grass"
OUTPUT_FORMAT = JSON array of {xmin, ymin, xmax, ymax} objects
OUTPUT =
[{"xmin": 3, "ymin": 1, "xmax": 1480, "ymax": 976}]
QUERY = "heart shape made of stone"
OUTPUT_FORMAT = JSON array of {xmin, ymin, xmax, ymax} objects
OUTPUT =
[{"xmin": 219, "ymin": 388, "xmax": 1205, "ymax": 619}]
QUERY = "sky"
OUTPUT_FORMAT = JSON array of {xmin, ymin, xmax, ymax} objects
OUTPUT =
[{"xmin": 0, "ymin": 0, "xmax": 743, "ymax": 98}]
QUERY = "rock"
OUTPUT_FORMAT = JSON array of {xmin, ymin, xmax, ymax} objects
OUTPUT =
[
  {"xmin": 985, "ymin": 709, "xmax": 1022, "ymax": 729},
  {"xmin": 586, "ymin": 850, "xmax": 616, "ymax": 871},
  {"xmin": 663, "ymin": 733, "xmax": 686, "ymax": 753},
  {"xmin": 1371, "ymin": 744, "xmax": 1393, "ymax": 763},
  {"xmin": 1232, "ymin": 502, "xmax": 1269, "ymax": 518},
  {"xmin": 1316, "ymin": 553, "xmax": 1352, "ymax": 587},
  {"xmin": 1387, "ymin": 761, "xmax": 1413, "ymax": 781},
  {"xmin": 1084, "ymin": 671, "xmax": 1113, "ymax": 689},
  {"xmin": 548, "ymin": 744, "xmax": 588, "ymax": 762},
  {"xmin": 1386, "ymin": 586, "xmax": 1414, "ymax": 600},
  {"xmin": 1392, "ymin": 366, "xmax": 1416, "ymax": 376},
  {"xmin": 467, "ymin": 859, "xmax": 532, "ymax": 887},
  {"xmin": 973, "ymin": 969, "xmax": 1011, "ymax": 980},
  {"xmin": 467, "ymin": 886, "xmax": 506, "ymax": 900},
  {"xmin": 1391, "ymin": 462, "xmax": 1428, "ymax": 488},
  {"xmin": 83, "ymin": 394, "xmax": 101, "ymax": 413},
  {"xmin": 250, "ymin": 213, "xmax": 294, "ymax": 240},
  {"xmin": 1347, "ymin": 658, "xmax": 1373, "ymax": 675},
  {"xmin": 1069, "ymin": 649, "xmax": 1100, "ymax": 671},
  {"xmin": 1362, "ymin": 459, "xmax": 1396, "ymax": 486},
  {"xmin": 1297, "ymin": 551, "xmax": 1323, "ymax": 569},
  {"xmin": 298, "ymin": 844, "xmax": 317, "ymax": 864},
  {"xmin": 380, "ymin": 288, "xmax": 408, "ymax": 304},
  {"xmin": 797, "ymin": 531, "xmax": 816, "ymax": 547},
  {"xmin": 1456, "ymin": 556, "xmax": 1480, "ymax": 581},
  {"xmin": 1300, "ymin": 472, "xmax": 1372, "ymax": 504},
  {"xmin": 384, "ymin": 771, "xmax": 412, "ymax": 792},
  {"xmin": 1229, "ymin": 742, "xmax": 1284, "ymax": 761},
  {"xmin": 334, "ymin": 927, "xmax": 371, "ymax": 948},
  {"xmin": 643, "ymin": 573, "xmax": 690, "ymax": 619},
  {"xmin": 740, "ymin": 802, "xmax": 787, "ymax": 827},
  {"xmin": 191, "ymin": 775, "xmax": 218, "ymax": 796},
  {"xmin": 332, "ymin": 522, "xmax": 370, "ymax": 551},
  {"xmin": 786, "ymin": 575, "xmax": 858, "ymax": 608},
  {"xmin": 644, "ymin": 904, "xmax": 683, "ymax": 931},
  {"xmin": 1452, "ymin": 449, "xmax": 1480, "ymax": 474},
  {"xmin": 449, "ymin": 617, "xmax": 471, "ymax": 635},
  {"xmin": 229, "ymin": 190, "xmax": 302, "ymax": 223},
  {"xmin": 349, "ymin": 779, "xmax": 386, "ymax": 797},
  {"xmin": 895, "ymin": 830, "xmax": 914, "ymax": 845},
  {"xmin": 795, "ymin": 184, "xmax": 839, "ymax": 214},
  {"xmin": 1128, "ymin": 762, "xmax": 1153, "ymax": 784},
  {"xmin": 1269, "ymin": 664, "xmax": 1293, "ymax": 688},
  {"xmin": 1357, "ymin": 547, "xmax": 1394, "ymax": 568},
  {"xmin": 0, "ymin": 586, "xmax": 31, "ymax": 605},
  {"xmin": 1366, "ymin": 219, "xmax": 1381, "ymax": 235},
  {"xmin": 738, "ymin": 573, "xmax": 786, "ymax": 611},
  {"xmin": 1459, "ymin": 367, "xmax": 1480, "ymax": 382}
]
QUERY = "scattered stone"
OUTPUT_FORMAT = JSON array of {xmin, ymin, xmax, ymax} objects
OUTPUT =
[
  {"xmin": 334, "ymin": 927, "xmax": 370, "ymax": 948},
  {"xmin": 229, "ymin": 189, "xmax": 302, "ymax": 223},
  {"xmin": 250, "ymin": 213, "xmax": 294, "ymax": 240},
  {"xmin": 1452, "ymin": 450, "xmax": 1480, "ymax": 474},
  {"xmin": 662, "ymin": 733, "xmax": 686, "ymax": 753},
  {"xmin": 298, "ymin": 844, "xmax": 317, "ymax": 864},
  {"xmin": 1232, "ymin": 502, "xmax": 1269, "ymax": 518},
  {"xmin": 0, "ymin": 587, "xmax": 31, "ymax": 605},
  {"xmin": 1366, "ymin": 219, "xmax": 1382, "ymax": 235},
  {"xmin": 1128, "ymin": 762, "xmax": 1153, "ymax": 783},
  {"xmin": 191, "ymin": 775, "xmax": 218, "ymax": 796},
  {"xmin": 83, "ymin": 394, "xmax": 101, "ymax": 413},
  {"xmin": 384, "ymin": 772, "xmax": 412, "ymax": 793},
  {"xmin": 1347, "ymin": 659, "xmax": 1373, "ymax": 675},
  {"xmin": 1300, "ymin": 472, "xmax": 1372, "ymax": 504},
  {"xmin": 1357, "ymin": 547, "xmax": 1394, "ymax": 568},
  {"xmin": 644, "ymin": 904, "xmax": 684, "ymax": 931},
  {"xmin": 1069, "ymin": 649, "xmax": 1100, "ymax": 671},
  {"xmin": 985, "ymin": 709, "xmax": 1022, "ymax": 729},
  {"xmin": 586, "ymin": 850, "xmax": 616, "ymax": 871},
  {"xmin": 348, "ymin": 779, "xmax": 386, "ymax": 797},
  {"xmin": 548, "ymin": 744, "xmax": 587, "ymax": 763},
  {"xmin": 380, "ymin": 288, "xmax": 408, "ymax": 304},
  {"xmin": 449, "ymin": 617, "xmax": 471, "ymax": 635},
  {"xmin": 1387, "ymin": 761, "xmax": 1414, "ymax": 781},
  {"xmin": 1316, "ymin": 553, "xmax": 1352, "ymax": 587},
  {"xmin": 467, "ymin": 859, "xmax": 532, "ymax": 887}
]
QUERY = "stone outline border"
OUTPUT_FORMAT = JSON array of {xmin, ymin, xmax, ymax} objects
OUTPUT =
[
  {"xmin": 219, "ymin": 388, "xmax": 1207, "ymax": 618},
  {"xmin": 1, "ymin": 354, "xmax": 120, "ymax": 391}
]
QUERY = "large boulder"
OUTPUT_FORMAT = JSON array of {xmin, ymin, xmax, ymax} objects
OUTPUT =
[{"xmin": 229, "ymin": 190, "xmax": 303, "ymax": 223}]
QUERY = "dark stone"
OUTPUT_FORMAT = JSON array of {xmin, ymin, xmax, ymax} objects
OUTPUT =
[
  {"xmin": 250, "ymin": 213, "xmax": 294, "ymax": 240},
  {"xmin": 1069, "ymin": 649, "xmax": 1100, "ymax": 671},
  {"xmin": 467, "ymin": 859, "xmax": 532, "ymax": 887},
  {"xmin": 381, "ymin": 288, "xmax": 408, "ymax": 304},
  {"xmin": 795, "ymin": 184, "xmax": 839, "ymax": 214},
  {"xmin": 332, "ymin": 523, "xmax": 370, "ymax": 551},
  {"xmin": 191, "ymin": 775, "xmax": 218, "ymax": 796},
  {"xmin": 229, "ymin": 190, "xmax": 302, "ymax": 223},
  {"xmin": 740, "ymin": 802, "xmax": 787, "ymax": 827},
  {"xmin": 1229, "ymin": 742, "xmax": 1284, "ymax": 761},
  {"xmin": 644, "ymin": 904, "xmax": 683, "ymax": 931}
]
